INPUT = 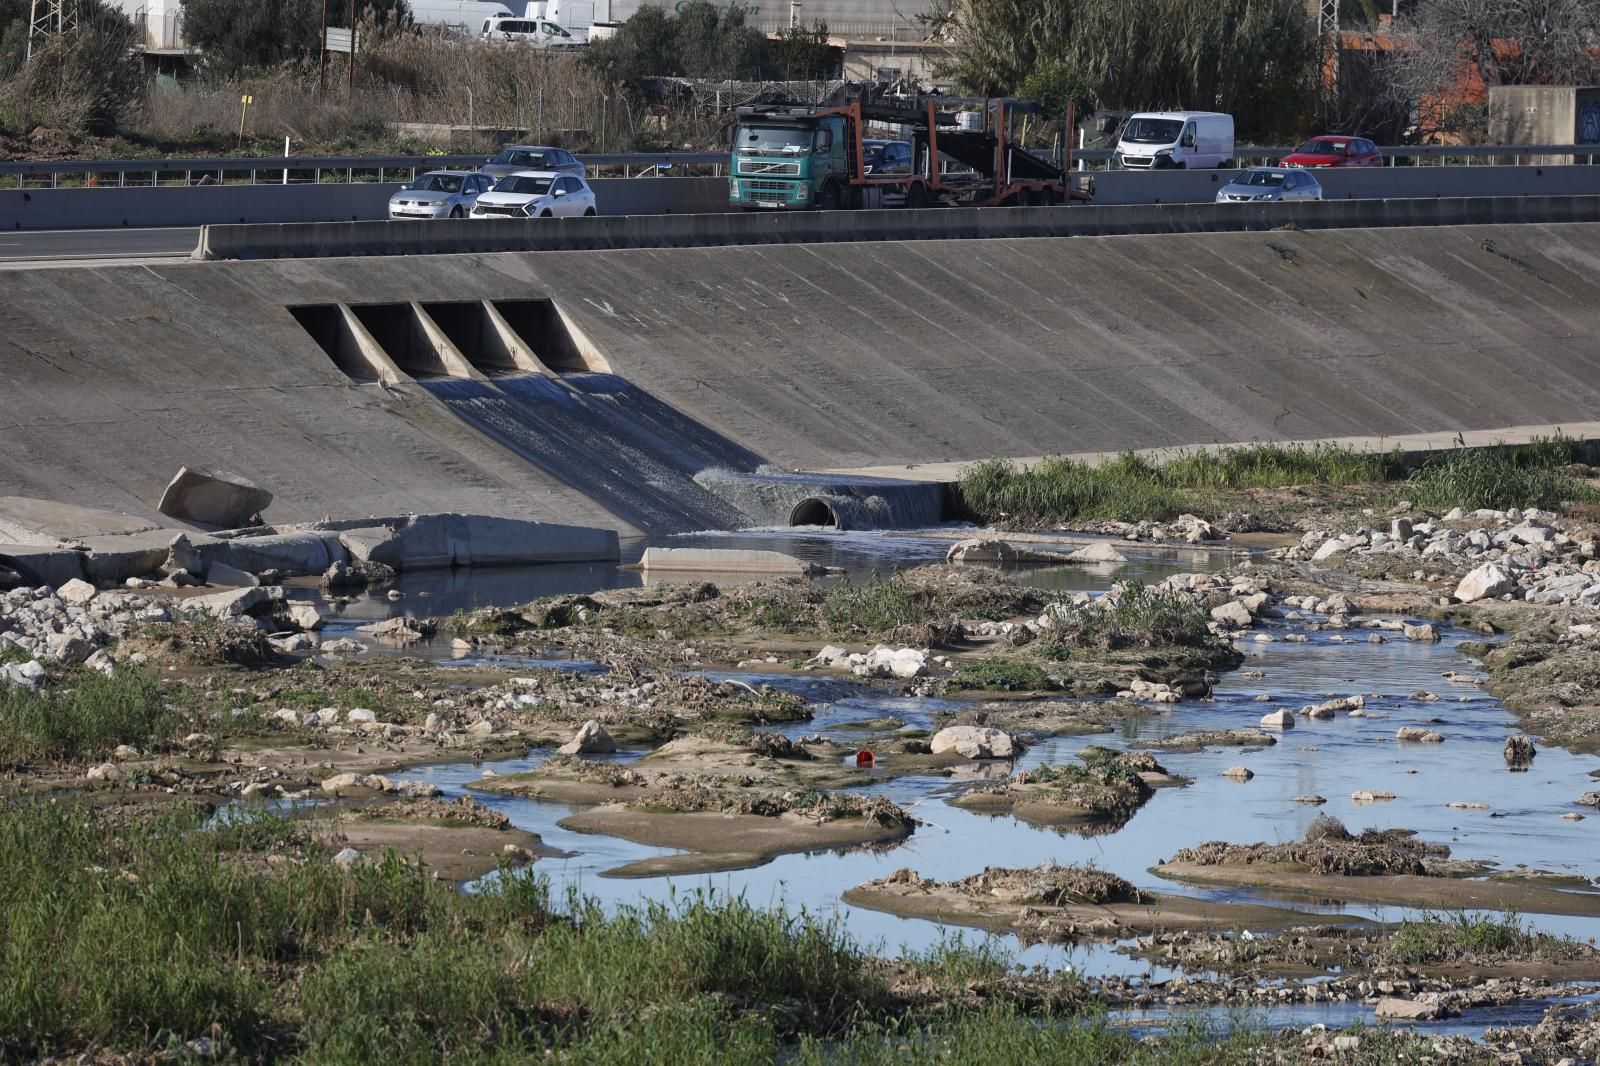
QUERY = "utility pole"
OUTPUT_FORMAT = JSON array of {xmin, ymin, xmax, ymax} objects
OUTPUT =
[
  {"xmin": 25, "ymin": 0, "xmax": 77, "ymax": 62},
  {"xmin": 1318, "ymin": 0, "xmax": 1340, "ymax": 124},
  {"xmin": 347, "ymin": 0, "xmax": 356, "ymax": 100},
  {"xmin": 319, "ymin": 0, "xmax": 329, "ymax": 93}
]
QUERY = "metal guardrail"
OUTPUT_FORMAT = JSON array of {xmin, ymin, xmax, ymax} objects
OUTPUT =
[
  {"xmin": 0, "ymin": 151, "xmax": 729, "ymax": 189},
  {"xmin": 4, "ymin": 144, "xmax": 1594, "ymax": 189},
  {"xmin": 1072, "ymin": 144, "xmax": 1599, "ymax": 170}
]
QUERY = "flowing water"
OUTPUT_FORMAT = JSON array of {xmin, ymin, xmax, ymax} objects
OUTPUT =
[{"xmin": 278, "ymin": 525, "xmax": 1600, "ymax": 1034}]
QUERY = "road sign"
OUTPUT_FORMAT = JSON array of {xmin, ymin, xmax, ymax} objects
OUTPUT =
[{"xmin": 324, "ymin": 27, "xmax": 359, "ymax": 53}]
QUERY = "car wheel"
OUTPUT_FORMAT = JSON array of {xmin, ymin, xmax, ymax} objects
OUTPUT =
[
  {"xmin": 583, "ymin": 207, "xmax": 596, "ymax": 217},
  {"xmin": 449, "ymin": 206, "xmax": 463, "ymax": 218},
  {"xmin": 540, "ymin": 209, "xmax": 553, "ymax": 218}
]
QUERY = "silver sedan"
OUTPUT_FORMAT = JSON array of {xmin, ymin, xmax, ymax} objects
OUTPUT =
[
  {"xmin": 1215, "ymin": 167, "xmax": 1323, "ymax": 203},
  {"xmin": 388, "ymin": 170, "xmax": 495, "ymax": 220}
]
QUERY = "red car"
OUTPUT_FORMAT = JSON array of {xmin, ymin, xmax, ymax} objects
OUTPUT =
[{"xmin": 1281, "ymin": 136, "xmax": 1384, "ymax": 168}]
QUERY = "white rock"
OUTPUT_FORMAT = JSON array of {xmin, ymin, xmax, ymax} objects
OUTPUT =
[
  {"xmin": 332, "ymin": 847, "xmax": 361, "ymax": 868},
  {"xmin": 56, "ymin": 578, "xmax": 98, "ymax": 606},
  {"xmin": 1223, "ymin": 766, "xmax": 1254, "ymax": 780},
  {"xmin": 1259, "ymin": 709, "xmax": 1295, "ymax": 729},
  {"xmin": 1210, "ymin": 600, "xmax": 1254, "ymax": 628},
  {"xmin": 1454, "ymin": 562, "xmax": 1516, "ymax": 603},
  {"xmin": 558, "ymin": 719, "xmax": 617, "ymax": 756},
  {"xmin": 287, "ymin": 604, "xmax": 325, "ymax": 631},
  {"xmin": 929, "ymin": 726, "xmax": 1015, "ymax": 759},
  {"xmin": 320, "ymin": 772, "xmax": 364, "ymax": 793},
  {"xmin": 1310, "ymin": 539, "xmax": 1350, "ymax": 562},
  {"xmin": 1066, "ymin": 542, "xmax": 1128, "ymax": 564}
]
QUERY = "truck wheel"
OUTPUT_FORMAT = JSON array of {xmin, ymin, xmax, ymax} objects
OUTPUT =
[
  {"xmin": 817, "ymin": 182, "xmax": 842, "ymax": 210},
  {"xmin": 906, "ymin": 184, "xmax": 927, "ymax": 209}
]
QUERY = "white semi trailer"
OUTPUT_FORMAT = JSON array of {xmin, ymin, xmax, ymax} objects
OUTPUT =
[{"xmin": 409, "ymin": 0, "xmax": 516, "ymax": 31}]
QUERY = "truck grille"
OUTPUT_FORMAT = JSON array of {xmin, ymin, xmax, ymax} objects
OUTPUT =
[
  {"xmin": 745, "ymin": 180, "xmax": 792, "ymax": 192},
  {"xmin": 739, "ymin": 161, "xmax": 800, "ymax": 176}
]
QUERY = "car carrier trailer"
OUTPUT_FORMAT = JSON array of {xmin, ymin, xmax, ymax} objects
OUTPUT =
[{"xmin": 727, "ymin": 93, "xmax": 1091, "ymax": 211}]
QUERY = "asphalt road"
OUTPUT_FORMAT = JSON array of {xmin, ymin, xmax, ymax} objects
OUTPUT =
[{"xmin": 0, "ymin": 227, "xmax": 198, "ymax": 264}]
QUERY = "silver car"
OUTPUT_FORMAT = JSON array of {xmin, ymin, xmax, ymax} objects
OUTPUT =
[
  {"xmin": 479, "ymin": 145, "xmax": 585, "ymax": 180},
  {"xmin": 1216, "ymin": 167, "xmax": 1323, "ymax": 203},
  {"xmin": 388, "ymin": 170, "xmax": 494, "ymax": 219}
]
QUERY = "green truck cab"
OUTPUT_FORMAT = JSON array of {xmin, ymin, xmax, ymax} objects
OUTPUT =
[{"xmin": 727, "ymin": 110, "xmax": 849, "ymax": 210}]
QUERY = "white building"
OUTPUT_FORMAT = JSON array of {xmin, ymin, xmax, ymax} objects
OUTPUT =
[
  {"xmin": 598, "ymin": 0, "xmax": 944, "ymax": 40},
  {"xmin": 105, "ymin": 0, "xmax": 185, "ymax": 51}
]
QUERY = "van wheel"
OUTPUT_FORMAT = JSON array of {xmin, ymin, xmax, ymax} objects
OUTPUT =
[{"xmin": 1216, "ymin": 159, "xmax": 1232, "ymax": 169}]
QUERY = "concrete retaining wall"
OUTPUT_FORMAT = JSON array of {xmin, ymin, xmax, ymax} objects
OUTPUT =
[
  {"xmin": 6, "ymin": 222, "xmax": 1600, "ymax": 532},
  {"xmin": 0, "ymin": 176, "xmax": 728, "ymax": 232},
  {"xmin": 195, "ymin": 194, "xmax": 1600, "ymax": 260},
  {"xmin": 1085, "ymin": 163, "xmax": 1600, "ymax": 205}
]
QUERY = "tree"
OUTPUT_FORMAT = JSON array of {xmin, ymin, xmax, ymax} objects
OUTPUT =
[
  {"xmin": 937, "ymin": 0, "xmax": 1316, "ymax": 142},
  {"xmin": 584, "ymin": 0, "xmax": 768, "ymax": 85},
  {"xmin": 0, "ymin": 0, "xmax": 142, "ymax": 136},
  {"xmin": 769, "ymin": 20, "xmax": 839, "ymax": 81},
  {"xmin": 179, "ymin": 0, "xmax": 408, "ymax": 76},
  {"xmin": 1385, "ymin": 0, "xmax": 1600, "ymax": 139}
]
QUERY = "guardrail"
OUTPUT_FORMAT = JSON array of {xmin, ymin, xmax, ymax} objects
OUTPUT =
[
  {"xmin": 192, "ymin": 193, "xmax": 1600, "ymax": 262},
  {"xmin": 5, "ymin": 144, "xmax": 1595, "ymax": 189},
  {"xmin": 1074, "ymin": 144, "xmax": 1600, "ymax": 169},
  {"xmin": 0, "ymin": 151, "xmax": 728, "ymax": 189}
]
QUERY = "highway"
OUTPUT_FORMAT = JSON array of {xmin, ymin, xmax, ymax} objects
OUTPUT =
[{"xmin": 0, "ymin": 227, "xmax": 197, "ymax": 265}]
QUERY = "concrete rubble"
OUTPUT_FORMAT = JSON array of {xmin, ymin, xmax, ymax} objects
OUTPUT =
[
  {"xmin": 639, "ymin": 546, "xmax": 820, "ymax": 576},
  {"xmin": 157, "ymin": 467, "xmax": 274, "ymax": 528}
]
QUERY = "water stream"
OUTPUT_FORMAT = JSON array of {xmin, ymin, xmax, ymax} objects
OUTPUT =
[{"xmin": 289, "ymin": 525, "xmax": 1600, "ymax": 1035}]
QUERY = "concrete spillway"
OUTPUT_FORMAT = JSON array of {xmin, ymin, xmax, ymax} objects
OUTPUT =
[
  {"xmin": 4, "ymin": 222, "xmax": 1600, "ymax": 533},
  {"xmin": 422, "ymin": 375, "xmax": 750, "ymax": 536}
]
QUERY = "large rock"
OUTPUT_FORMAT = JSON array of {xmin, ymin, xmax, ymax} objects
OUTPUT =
[
  {"xmin": 56, "ymin": 578, "xmax": 98, "ymax": 606},
  {"xmin": 929, "ymin": 725, "xmax": 1015, "ymax": 759},
  {"xmin": 944, "ymin": 538, "xmax": 1063, "ymax": 565},
  {"xmin": 157, "ymin": 467, "xmax": 273, "ymax": 529},
  {"xmin": 204, "ymin": 561, "xmax": 260, "ymax": 588},
  {"xmin": 208, "ymin": 531, "xmax": 343, "ymax": 577},
  {"xmin": 1310, "ymin": 538, "xmax": 1350, "ymax": 563},
  {"xmin": 1067, "ymin": 542, "xmax": 1129, "ymax": 565},
  {"xmin": 1259, "ymin": 709, "xmax": 1296, "ymax": 729},
  {"xmin": 1375, "ymin": 996, "xmax": 1445, "ymax": 1021},
  {"xmin": 1210, "ymin": 600, "xmax": 1254, "ymax": 628},
  {"xmin": 558, "ymin": 719, "xmax": 617, "ymax": 755},
  {"xmin": 639, "ymin": 547, "xmax": 818, "ymax": 576},
  {"xmin": 338, "ymin": 514, "xmax": 618, "ymax": 571},
  {"xmin": 180, "ymin": 585, "xmax": 283, "ymax": 619},
  {"xmin": 1454, "ymin": 563, "xmax": 1516, "ymax": 603}
]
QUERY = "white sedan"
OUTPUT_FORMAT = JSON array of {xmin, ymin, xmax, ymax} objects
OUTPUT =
[{"xmin": 470, "ymin": 171, "xmax": 598, "ymax": 219}]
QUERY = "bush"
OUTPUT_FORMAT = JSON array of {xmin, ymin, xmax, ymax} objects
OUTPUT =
[
  {"xmin": 1406, "ymin": 441, "xmax": 1597, "ymax": 512},
  {"xmin": 0, "ymin": 669, "xmax": 179, "ymax": 765},
  {"xmin": 1044, "ymin": 582, "xmax": 1213, "ymax": 650}
]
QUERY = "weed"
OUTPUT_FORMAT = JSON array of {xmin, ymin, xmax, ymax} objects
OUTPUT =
[
  {"xmin": 947, "ymin": 658, "xmax": 1054, "ymax": 692},
  {"xmin": 822, "ymin": 571, "xmax": 927, "ymax": 634},
  {"xmin": 0, "ymin": 669, "xmax": 180, "ymax": 765},
  {"xmin": 1385, "ymin": 910, "xmax": 1584, "ymax": 964},
  {"xmin": 1406, "ymin": 440, "xmax": 1598, "ymax": 512},
  {"xmin": 1044, "ymin": 583, "xmax": 1213, "ymax": 650}
]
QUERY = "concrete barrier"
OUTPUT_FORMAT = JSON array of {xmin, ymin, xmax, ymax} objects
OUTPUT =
[
  {"xmin": 1084, "ymin": 163, "xmax": 1600, "ymax": 205},
  {"xmin": 0, "ymin": 176, "xmax": 729, "ymax": 232},
  {"xmin": 195, "ymin": 194, "xmax": 1600, "ymax": 260}
]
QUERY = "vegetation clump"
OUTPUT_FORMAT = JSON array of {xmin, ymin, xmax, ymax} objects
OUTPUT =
[
  {"xmin": 1167, "ymin": 815, "xmax": 1451, "ymax": 877},
  {"xmin": 1040, "ymin": 582, "xmax": 1214, "ymax": 651},
  {"xmin": 1385, "ymin": 911, "xmax": 1589, "ymax": 965}
]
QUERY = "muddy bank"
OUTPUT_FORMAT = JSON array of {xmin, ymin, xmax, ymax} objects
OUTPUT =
[
  {"xmin": 951, "ymin": 749, "xmax": 1183, "ymax": 831},
  {"xmin": 844, "ymin": 864, "xmax": 1373, "ymax": 945},
  {"xmin": 326, "ymin": 796, "xmax": 553, "ymax": 882}
]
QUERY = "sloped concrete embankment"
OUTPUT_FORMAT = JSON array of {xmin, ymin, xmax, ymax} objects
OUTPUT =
[{"xmin": 3, "ymin": 222, "xmax": 1600, "ymax": 534}]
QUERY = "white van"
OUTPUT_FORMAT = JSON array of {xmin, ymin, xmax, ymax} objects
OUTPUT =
[
  {"xmin": 481, "ymin": 14, "xmax": 577, "ymax": 45},
  {"xmin": 1114, "ymin": 112, "xmax": 1234, "ymax": 169}
]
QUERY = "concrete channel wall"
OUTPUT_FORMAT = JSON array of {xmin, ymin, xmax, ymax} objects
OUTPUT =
[
  {"xmin": 195, "ymin": 194, "xmax": 1600, "ymax": 259},
  {"xmin": 0, "ymin": 176, "xmax": 729, "ymax": 231},
  {"xmin": 1084, "ymin": 162, "xmax": 1600, "ymax": 204},
  {"xmin": 4, "ymin": 221, "xmax": 1600, "ymax": 531}
]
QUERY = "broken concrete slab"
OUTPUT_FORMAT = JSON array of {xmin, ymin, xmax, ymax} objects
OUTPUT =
[
  {"xmin": 79, "ymin": 530, "xmax": 184, "ymax": 585},
  {"xmin": 639, "ymin": 546, "xmax": 819, "ymax": 576},
  {"xmin": 157, "ymin": 468, "xmax": 273, "ymax": 529},
  {"xmin": 339, "ymin": 514, "xmax": 619, "ymax": 571},
  {"xmin": 179, "ymin": 585, "xmax": 284, "ymax": 619},
  {"xmin": 0, "ymin": 496, "xmax": 160, "ymax": 545},
  {"xmin": 206, "ymin": 530, "xmax": 343, "ymax": 577},
  {"xmin": 204, "ymin": 561, "xmax": 261, "ymax": 588},
  {"xmin": 0, "ymin": 543, "xmax": 86, "ymax": 586}
]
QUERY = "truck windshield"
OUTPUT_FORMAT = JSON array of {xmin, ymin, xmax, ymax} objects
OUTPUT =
[
  {"xmin": 737, "ymin": 125, "xmax": 814, "ymax": 155},
  {"xmin": 1121, "ymin": 118, "xmax": 1184, "ymax": 144}
]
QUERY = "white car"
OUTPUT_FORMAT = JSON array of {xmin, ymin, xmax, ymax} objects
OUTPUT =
[
  {"xmin": 470, "ymin": 171, "xmax": 598, "ymax": 219},
  {"xmin": 1215, "ymin": 167, "xmax": 1323, "ymax": 203},
  {"xmin": 388, "ymin": 170, "xmax": 494, "ymax": 220}
]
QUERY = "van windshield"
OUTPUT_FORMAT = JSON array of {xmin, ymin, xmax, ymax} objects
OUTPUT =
[
  {"xmin": 1238, "ymin": 170, "xmax": 1287, "ymax": 186},
  {"xmin": 738, "ymin": 125, "xmax": 814, "ymax": 155},
  {"xmin": 1121, "ymin": 117, "xmax": 1184, "ymax": 144}
]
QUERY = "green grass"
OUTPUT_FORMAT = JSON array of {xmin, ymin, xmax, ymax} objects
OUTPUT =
[
  {"xmin": 958, "ymin": 437, "xmax": 1594, "ymax": 525},
  {"xmin": 0, "ymin": 669, "xmax": 184, "ymax": 765},
  {"xmin": 0, "ymin": 798, "xmax": 1471, "ymax": 1062},
  {"xmin": 1405, "ymin": 442, "xmax": 1598, "ymax": 513},
  {"xmin": 1385, "ymin": 910, "xmax": 1585, "ymax": 965},
  {"xmin": 821, "ymin": 572, "xmax": 928, "ymax": 634},
  {"xmin": 946, "ymin": 658, "xmax": 1054, "ymax": 692},
  {"xmin": 1042, "ymin": 582, "xmax": 1214, "ymax": 651}
]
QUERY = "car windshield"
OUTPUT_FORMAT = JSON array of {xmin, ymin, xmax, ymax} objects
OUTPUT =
[
  {"xmin": 491, "ymin": 149, "xmax": 551, "ymax": 167},
  {"xmin": 1298, "ymin": 139, "xmax": 1348, "ymax": 155},
  {"xmin": 405, "ymin": 174, "xmax": 464, "ymax": 193},
  {"xmin": 863, "ymin": 144, "xmax": 887, "ymax": 166},
  {"xmin": 497, "ymin": 175, "xmax": 553, "ymax": 195},
  {"xmin": 738, "ymin": 125, "xmax": 813, "ymax": 155},
  {"xmin": 1121, "ymin": 117, "xmax": 1184, "ymax": 144},
  {"xmin": 1238, "ymin": 170, "xmax": 1288, "ymax": 186}
]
